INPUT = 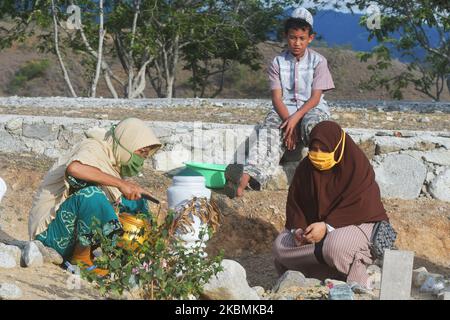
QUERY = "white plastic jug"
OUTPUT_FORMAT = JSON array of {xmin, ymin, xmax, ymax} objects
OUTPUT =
[
  {"xmin": 167, "ymin": 175, "xmax": 211, "ymax": 210},
  {"xmin": 167, "ymin": 169, "xmax": 211, "ymax": 252}
]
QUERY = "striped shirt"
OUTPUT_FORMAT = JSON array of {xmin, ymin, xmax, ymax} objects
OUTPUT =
[{"xmin": 268, "ymin": 48, "xmax": 335, "ymax": 115}]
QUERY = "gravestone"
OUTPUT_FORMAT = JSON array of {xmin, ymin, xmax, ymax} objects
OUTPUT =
[{"xmin": 379, "ymin": 250, "xmax": 414, "ymax": 300}]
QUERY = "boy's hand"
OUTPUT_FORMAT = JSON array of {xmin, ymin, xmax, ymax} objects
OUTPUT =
[
  {"xmin": 280, "ymin": 112, "xmax": 303, "ymax": 142},
  {"xmin": 304, "ymin": 222, "xmax": 327, "ymax": 243},
  {"xmin": 284, "ymin": 128, "xmax": 298, "ymax": 150}
]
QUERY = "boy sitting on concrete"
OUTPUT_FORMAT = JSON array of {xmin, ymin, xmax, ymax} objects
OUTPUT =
[{"xmin": 225, "ymin": 7, "xmax": 335, "ymax": 198}]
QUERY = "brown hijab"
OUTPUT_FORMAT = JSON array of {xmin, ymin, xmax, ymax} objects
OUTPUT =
[{"xmin": 285, "ymin": 121, "xmax": 388, "ymax": 230}]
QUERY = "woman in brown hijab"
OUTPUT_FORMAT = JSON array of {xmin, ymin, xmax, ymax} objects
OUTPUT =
[{"xmin": 273, "ymin": 121, "xmax": 388, "ymax": 290}]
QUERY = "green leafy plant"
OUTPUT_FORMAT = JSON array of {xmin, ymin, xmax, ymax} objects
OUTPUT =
[
  {"xmin": 81, "ymin": 198, "xmax": 223, "ymax": 300},
  {"xmin": 7, "ymin": 59, "xmax": 50, "ymax": 94}
]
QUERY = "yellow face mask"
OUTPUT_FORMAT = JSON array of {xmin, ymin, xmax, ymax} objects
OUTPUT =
[{"xmin": 308, "ymin": 130, "xmax": 346, "ymax": 171}]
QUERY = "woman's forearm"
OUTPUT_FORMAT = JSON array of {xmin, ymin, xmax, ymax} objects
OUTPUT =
[{"xmin": 66, "ymin": 161, "xmax": 124, "ymax": 189}]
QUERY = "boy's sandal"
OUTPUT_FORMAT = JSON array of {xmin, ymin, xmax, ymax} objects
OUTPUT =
[
  {"xmin": 224, "ymin": 164, "xmax": 244, "ymax": 199},
  {"xmin": 224, "ymin": 179, "xmax": 239, "ymax": 199},
  {"xmin": 225, "ymin": 164, "xmax": 244, "ymax": 184},
  {"xmin": 224, "ymin": 164, "xmax": 261, "ymax": 198}
]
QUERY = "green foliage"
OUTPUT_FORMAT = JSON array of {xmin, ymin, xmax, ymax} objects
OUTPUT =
[
  {"xmin": 310, "ymin": 0, "xmax": 449, "ymax": 100},
  {"xmin": 81, "ymin": 210, "xmax": 223, "ymax": 300},
  {"xmin": 7, "ymin": 59, "xmax": 50, "ymax": 94},
  {"xmin": 225, "ymin": 62, "xmax": 270, "ymax": 98},
  {"xmin": 181, "ymin": 0, "xmax": 291, "ymax": 98},
  {"xmin": 356, "ymin": 0, "xmax": 449, "ymax": 100}
]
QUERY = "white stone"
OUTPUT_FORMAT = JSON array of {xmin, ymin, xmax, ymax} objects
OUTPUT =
[
  {"xmin": 426, "ymin": 171, "xmax": 436, "ymax": 184},
  {"xmin": 423, "ymin": 149, "xmax": 450, "ymax": 166},
  {"xmin": 0, "ymin": 250, "xmax": 16, "ymax": 269},
  {"xmin": 418, "ymin": 117, "xmax": 431, "ymax": 123},
  {"xmin": 5, "ymin": 118, "xmax": 23, "ymax": 134},
  {"xmin": 272, "ymin": 271, "xmax": 307, "ymax": 293},
  {"xmin": 373, "ymin": 154, "xmax": 427, "ymax": 199},
  {"xmin": 374, "ymin": 136, "xmax": 417, "ymax": 154},
  {"xmin": 252, "ymin": 286, "xmax": 265, "ymax": 297},
  {"xmin": 367, "ymin": 265, "xmax": 382, "ymax": 289},
  {"xmin": 23, "ymin": 122, "xmax": 59, "ymax": 141},
  {"xmin": 429, "ymin": 168, "xmax": 450, "ymax": 202},
  {"xmin": 325, "ymin": 279, "xmax": 347, "ymax": 287},
  {"xmin": 265, "ymin": 166, "xmax": 289, "ymax": 191},
  {"xmin": 412, "ymin": 267, "xmax": 429, "ymax": 288},
  {"xmin": 0, "ymin": 283, "xmax": 22, "ymax": 300},
  {"xmin": 202, "ymin": 259, "xmax": 260, "ymax": 300},
  {"xmin": 22, "ymin": 241, "xmax": 44, "ymax": 267},
  {"xmin": 0, "ymin": 243, "xmax": 21, "ymax": 265},
  {"xmin": 32, "ymin": 240, "xmax": 63, "ymax": 265},
  {"xmin": 399, "ymin": 150, "xmax": 426, "ymax": 161},
  {"xmin": 304, "ymin": 278, "xmax": 322, "ymax": 287},
  {"xmin": 152, "ymin": 149, "xmax": 189, "ymax": 172}
]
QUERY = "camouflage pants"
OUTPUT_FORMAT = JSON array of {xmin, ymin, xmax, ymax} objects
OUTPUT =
[{"xmin": 244, "ymin": 107, "xmax": 330, "ymax": 188}]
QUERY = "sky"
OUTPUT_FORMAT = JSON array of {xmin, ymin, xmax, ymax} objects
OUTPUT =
[{"xmin": 298, "ymin": 0, "xmax": 372, "ymax": 14}]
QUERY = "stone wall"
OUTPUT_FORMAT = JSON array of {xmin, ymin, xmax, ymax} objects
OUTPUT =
[{"xmin": 0, "ymin": 114, "xmax": 449, "ymax": 202}]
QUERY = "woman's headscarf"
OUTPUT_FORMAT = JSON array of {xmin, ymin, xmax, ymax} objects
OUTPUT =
[
  {"xmin": 108, "ymin": 117, "xmax": 161, "ymax": 164},
  {"xmin": 285, "ymin": 121, "xmax": 388, "ymax": 230},
  {"xmin": 28, "ymin": 118, "xmax": 161, "ymax": 239}
]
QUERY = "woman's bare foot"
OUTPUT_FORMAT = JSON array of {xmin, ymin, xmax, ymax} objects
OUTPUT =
[{"xmin": 236, "ymin": 173, "xmax": 251, "ymax": 197}]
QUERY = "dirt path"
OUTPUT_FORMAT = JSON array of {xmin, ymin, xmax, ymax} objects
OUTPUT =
[{"xmin": 0, "ymin": 152, "xmax": 449, "ymax": 299}]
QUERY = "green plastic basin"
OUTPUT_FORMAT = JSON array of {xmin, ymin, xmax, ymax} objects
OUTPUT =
[{"xmin": 184, "ymin": 162, "xmax": 227, "ymax": 189}]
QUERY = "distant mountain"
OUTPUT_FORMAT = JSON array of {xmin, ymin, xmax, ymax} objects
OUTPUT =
[
  {"xmin": 283, "ymin": 9, "xmax": 440, "ymax": 63},
  {"xmin": 313, "ymin": 10, "xmax": 377, "ymax": 52}
]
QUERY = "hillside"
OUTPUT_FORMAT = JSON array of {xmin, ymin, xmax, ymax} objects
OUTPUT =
[{"xmin": 0, "ymin": 37, "xmax": 448, "ymax": 101}]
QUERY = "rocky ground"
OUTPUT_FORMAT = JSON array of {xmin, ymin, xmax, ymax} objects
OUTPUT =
[
  {"xmin": 0, "ymin": 152, "xmax": 449, "ymax": 300},
  {"xmin": 0, "ymin": 104, "xmax": 449, "ymax": 131},
  {"xmin": 0, "ymin": 98, "xmax": 449, "ymax": 300}
]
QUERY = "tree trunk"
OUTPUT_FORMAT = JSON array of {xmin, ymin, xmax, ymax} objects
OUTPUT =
[
  {"xmin": 447, "ymin": 75, "xmax": 450, "ymax": 95},
  {"xmin": 165, "ymin": 34, "xmax": 180, "ymax": 100},
  {"xmin": 78, "ymin": 21, "xmax": 121, "ymax": 98},
  {"xmin": 91, "ymin": 0, "xmax": 105, "ymax": 98},
  {"xmin": 126, "ymin": 0, "xmax": 141, "ymax": 98},
  {"xmin": 51, "ymin": 0, "xmax": 77, "ymax": 97}
]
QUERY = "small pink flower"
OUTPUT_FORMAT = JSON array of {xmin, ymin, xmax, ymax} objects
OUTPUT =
[
  {"xmin": 141, "ymin": 261, "xmax": 152, "ymax": 272},
  {"xmin": 132, "ymin": 267, "xmax": 139, "ymax": 275}
]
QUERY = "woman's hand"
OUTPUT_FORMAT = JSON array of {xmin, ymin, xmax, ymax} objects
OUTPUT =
[
  {"xmin": 294, "ymin": 228, "xmax": 309, "ymax": 246},
  {"xmin": 118, "ymin": 180, "xmax": 148, "ymax": 201},
  {"xmin": 304, "ymin": 222, "xmax": 327, "ymax": 243}
]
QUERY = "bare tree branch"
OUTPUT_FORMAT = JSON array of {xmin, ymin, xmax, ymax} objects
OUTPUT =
[
  {"xmin": 51, "ymin": 0, "xmax": 77, "ymax": 97},
  {"xmin": 91, "ymin": 0, "xmax": 105, "ymax": 97}
]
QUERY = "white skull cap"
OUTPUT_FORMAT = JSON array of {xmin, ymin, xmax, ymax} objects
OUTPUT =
[
  {"xmin": 0, "ymin": 177, "xmax": 6, "ymax": 203},
  {"xmin": 291, "ymin": 7, "xmax": 313, "ymax": 27}
]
